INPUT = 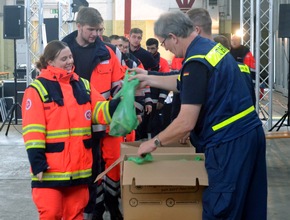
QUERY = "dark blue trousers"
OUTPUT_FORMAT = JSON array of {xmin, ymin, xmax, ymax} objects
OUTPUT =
[{"xmin": 202, "ymin": 125, "xmax": 267, "ymax": 220}]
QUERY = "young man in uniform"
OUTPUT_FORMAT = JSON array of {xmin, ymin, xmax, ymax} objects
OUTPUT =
[
  {"xmin": 145, "ymin": 38, "xmax": 170, "ymax": 135},
  {"xmin": 129, "ymin": 28, "xmax": 158, "ymax": 140},
  {"xmin": 131, "ymin": 11, "xmax": 267, "ymax": 220},
  {"xmin": 62, "ymin": 7, "xmax": 124, "ymax": 220}
]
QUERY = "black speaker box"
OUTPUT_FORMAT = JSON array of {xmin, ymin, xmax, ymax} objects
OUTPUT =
[
  {"xmin": 3, "ymin": 5, "xmax": 25, "ymax": 39},
  {"xmin": 44, "ymin": 18, "xmax": 59, "ymax": 42},
  {"xmin": 278, "ymin": 4, "xmax": 290, "ymax": 38}
]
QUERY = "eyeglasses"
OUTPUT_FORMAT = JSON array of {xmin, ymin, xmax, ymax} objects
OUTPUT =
[{"xmin": 161, "ymin": 37, "xmax": 167, "ymax": 47}]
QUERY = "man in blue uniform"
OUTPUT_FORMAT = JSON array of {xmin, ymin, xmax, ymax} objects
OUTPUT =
[{"xmin": 131, "ymin": 11, "xmax": 267, "ymax": 220}]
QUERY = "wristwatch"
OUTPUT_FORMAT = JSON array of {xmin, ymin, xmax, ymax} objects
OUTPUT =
[{"xmin": 154, "ymin": 136, "xmax": 162, "ymax": 147}]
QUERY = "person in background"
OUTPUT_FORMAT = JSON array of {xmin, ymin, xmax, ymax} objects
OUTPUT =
[
  {"xmin": 146, "ymin": 37, "xmax": 170, "ymax": 136},
  {"xmin": 22, "ymin": 40, "xmax": 120, "ymax": 220},
  {"xmin": 230, "ymin": 34, "xmax": 258, "ymax": 95},
  {"xmin": 131, "ymin": 11, "xmax": 267, "ymax": 220},
  {"xmin": 215, "ymin": 34, "xmax": 256, "ymax": 104},
  {"xmin": 170, "ymin": 55, "xmax": 183, "ymax": 71},
  {"xmin": 62, "ymin": 7, "xmax": 124, "ymax": 220},
  {"xmin": 213, "ymin": 34, "xmax": 231, "ymax": 50},
  {"xmin": 129, "ymin": 28, "xmax": 158, "ymax": 140}
]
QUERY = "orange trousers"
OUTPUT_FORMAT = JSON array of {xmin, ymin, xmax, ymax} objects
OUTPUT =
[{"xmin": 32, "ymin": 185, "xmax": 89, "ymax": 220}]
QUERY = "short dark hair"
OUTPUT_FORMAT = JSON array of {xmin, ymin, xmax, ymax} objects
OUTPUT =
[
  {"xmin": 130, "ymin": 28, "xmax": 143, "ymax": 36},
  {"xmin": 109, "ymin": 35, "xmax": 120, "ymax": 41},
  {"xmin": 146, "ymin": 38, "xmax": 159, "ymax": 47}
]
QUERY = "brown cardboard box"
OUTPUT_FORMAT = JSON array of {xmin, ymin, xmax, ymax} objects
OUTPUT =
[
  {"xmin": 121, "ymin": 142, "xmax": 208, "ymax": 220},
  {"xmin": 95, "ymin": 142, "xmax": 208, "ymax": 220},
  {"xmin": 121, "ymin": 141, "xmax": 196, "ymax": 156}
]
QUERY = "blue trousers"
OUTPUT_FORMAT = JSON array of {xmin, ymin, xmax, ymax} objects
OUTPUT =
[{"xmin": 202, "ymin": 125, "xmax": 267, "ymax": 220}]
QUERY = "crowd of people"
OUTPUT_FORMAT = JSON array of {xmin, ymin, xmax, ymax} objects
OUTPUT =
[{"xmin": 21, "ymin": 5, "xmax": 267, "ymax": 220}]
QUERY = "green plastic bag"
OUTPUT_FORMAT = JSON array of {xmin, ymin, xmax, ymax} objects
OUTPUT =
[
  {"xmin": 109, "ymin": 70, "xmax": 139, "ymax": 136},
  {"xmin": 127, "ymin": 153, "xmax": 154, "ymax": 164}
]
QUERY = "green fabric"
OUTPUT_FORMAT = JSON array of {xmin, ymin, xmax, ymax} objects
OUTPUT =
[
  {"xmin": 109, "ymin": 71, "xmax": 139, "ymax": 136},
  {"xmin": 127, "ymin": 153, "xmax": 154, "ymax": 164}
]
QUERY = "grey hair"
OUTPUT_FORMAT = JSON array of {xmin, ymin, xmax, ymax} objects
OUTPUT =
[{"xmin": 154, "ymin": 11, "xmax": 194, "ymax": 39}]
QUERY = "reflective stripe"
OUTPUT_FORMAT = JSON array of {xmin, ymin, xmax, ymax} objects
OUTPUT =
[
  {"xmin": 25, "ymin": 140, "xmax": 45, "ymax": 150},
  {"xmin": 92, "ymin": 124, "xmax": 107, "ymax": 132},
  {"xmin": 70, "ymin": 127, "xmax": 91, "ymax": 136},
  {"xmin": 46, "ymin": 129, "xmax": 70, "ymax": 139},
  {"xmin": 101, "ymin": 91, "xmax": 111, "ymax": 100},
  {"xmin": 46, "ymin": 127, "xmax": 91, "ymax": 139},
  {"xmin": 30, "ymin": 79, "xmax": 49, "ymax": 102},
  {"xmin": 212, "ymin": 106, "xmax": 255, "ymax": 131},
  {"xmin": 93, "ymin": 101, "xmax": 112, "ymax": 124},
  {"xmin": 238, "ymin": 64, "xmax": 250, "ymax": 74},
  {"xmin": 80, "ymin": 78, "xmax": 91, "ymax": 95},
  {"xmin": 31, "ymin": 168, "xmax": 92, "ymax": 181},
  {"xmin": 22, "ymin": 124, "xmax": 46, "ymax": 135},
  {"xmin": 185, "ymin": 43, "xmax": 229, "ymax": 68},
  {"xmin": 204, "ymin": 43, "xmax": 229, "ymax": 67},
  {"xmin": 185, "ymin": 55, "xmax": 205, "ymax": 62},
  {"xmin": 134, "ymin": 101, "xmax": 144, "ymax": 112}
]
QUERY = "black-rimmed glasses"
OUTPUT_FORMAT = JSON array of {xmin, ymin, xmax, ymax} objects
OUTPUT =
[{"xmin": 161, "ymin": 37, "xmax": 167, "ymax": 47}]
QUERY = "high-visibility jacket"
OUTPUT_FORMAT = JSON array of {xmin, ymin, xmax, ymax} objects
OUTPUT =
[
  {"xmin": 62, "ymin": 32, "xmax": 125, "ymax": 132},
  {"xmin": 22, "ymin": 66, "xmax": 116, "ymax": 188},
  {"xmin": 179, "ymin": 36, "xmax": 262, "ymax": 149}
]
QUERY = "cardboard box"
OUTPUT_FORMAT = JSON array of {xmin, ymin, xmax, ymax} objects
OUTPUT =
[
  {"xmin": 95, "ymin": 142, "xmax": 208, "ymax": 220},
  {"xmin": 121, "ymin": 142, "xmax": 208, "ymax": 220},
  {"xmin": 121, "ymin": 141, "xmax": 196, "ymax": 156}
]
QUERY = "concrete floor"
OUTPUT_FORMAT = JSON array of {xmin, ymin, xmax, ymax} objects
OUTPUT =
[{"xmin": 0, "ymin": 90, "xmax": 290, "ymax": 220}]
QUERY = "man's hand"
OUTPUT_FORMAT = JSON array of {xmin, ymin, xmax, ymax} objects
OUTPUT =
[
  {"xmin": 145, "ymin": 105, "xmax": 152, "ymax": 114},
  {"xmin": 138, "ymin": 138, "xmax": 157, "ymax": 157}
]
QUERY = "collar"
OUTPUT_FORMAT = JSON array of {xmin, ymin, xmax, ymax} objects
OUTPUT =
[{"xmin": 39, "ymin": 65, "xmax": 79, "ymax": 82}]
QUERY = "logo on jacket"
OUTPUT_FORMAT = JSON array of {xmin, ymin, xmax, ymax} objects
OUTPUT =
[
  {"xmin": 85, "ymin": 110, "xmax": 92, "ymax": 120},
  {"xmin": 25, "ymin": 99, "xmax": 32, "ymax": 110}
]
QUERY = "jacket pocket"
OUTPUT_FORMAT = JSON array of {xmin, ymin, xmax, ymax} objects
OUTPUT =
[
  {"xmin": 45, "ymin": 142, "xmax": 64, "ymax": 153},
  {"xmin": 83, "ymin": 138, "xmax": 93, "ymax": 149}
]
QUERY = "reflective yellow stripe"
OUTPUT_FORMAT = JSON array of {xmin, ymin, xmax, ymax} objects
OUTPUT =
[
  {"xmin": 204, "ymin": 43, "xmax": 229, "ymax": 67},
  {"xmin": 70, "ymin": 127, "xmax": 91, "ymax": 136},
  {"xmin": 46, "ymin": 127, "xmax": 91, "ymax": 139},
  {"xmin": 31, "ymin": 79, "xmax": 49, "ymax": 102},
  {"xmin": 212, "ymin": 106, "xmax": 255, "ymax": 131},
  {"xmin": 238, "ymin": 64, "xmax": 250, "ymax": 74},
  {"xmin": 185, "ymin": 44, "xmax": 228, "ymax": 68},
  {"xmin": 46, "ymin": 129, "xmax": 70, "ymax": 139},
  {"xmin": 93, "ymin": 101, "xmax": 112, "ymax": 124},
  {"xmin": 25, "ymin": 140, "xmax": 45, "ymax": 150},
  {"xmin": 22, "ymin": 124, "xmax": 46, "ymax": 135},
  {"xmin": 185, "ymin": 55, "xmax": 205, "ymax": 63},
  {"xmin": 80, "ymin": 78, "xmax": 91, "ymax": 95},
  {"xmin": 31, "ymin": 169, "xmax": 92, "ymax": 181},
  {"xmin": 103, "ymin": 101, "xmax": 112, "ymax": 123}
]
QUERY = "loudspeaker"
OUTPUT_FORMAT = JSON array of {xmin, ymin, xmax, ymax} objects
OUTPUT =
[
  {"xmin": 44, "ymin": 18, "xmax": 59, "ymax": 42},
  {"xmin": 3, "ymin": 5, "xmax": 25, "ymax": 39},
  {"xmin": 278, "ymin": 4, "xmax": 290, "ymax": 38}
]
